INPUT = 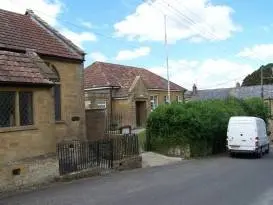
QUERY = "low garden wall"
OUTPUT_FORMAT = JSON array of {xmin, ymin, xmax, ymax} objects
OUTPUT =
[
  {"xmin": 0, "ymin": 134, "xmax": 142, "ymax": 198},
  {"xmin": 0, "ymin": 154, "xmax": 58, "ymax": 195}
]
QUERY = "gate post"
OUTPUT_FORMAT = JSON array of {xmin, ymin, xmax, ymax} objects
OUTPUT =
[
  {"xmin": 146, "ymin": 131, "xmax": 151, "ymax": 151},
  {"xmin": 96, "ymin": 141, "xmax": 100, "ymax": 166}
]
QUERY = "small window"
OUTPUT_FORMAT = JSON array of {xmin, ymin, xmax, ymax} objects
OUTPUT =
[
  {"xmin": 84, "ymin": 92, "xmax": 88, "ymax": 100},
  {"xmin": 164, "ymin": 96, "xmax": 168, "ymax": 104},
  {"xmin": 54, "ymin": 84, "xmax": 61, "ymax": 121},
  {"xmin": 46, "ymin": 62, "xmax": 61, "ymax": 121},
  {"xmin": 176, "ymin": 96, "xmax": 182, "ymax": 103},
  {"xmin": 95, "ymin": 99, "xmax": 107, "ymax": 109},
  {"xmin": 85, "ymin": 100, "xmax": 91, "ymax": 109},
  {"xmin": 0, "ymin": 91, "xmax": 16, "ymax": 127},
  {"xmin": 150, "ymin": 97, "xmax": 154, "ymax": 110},
  {"xmin": 150, "ymin": 96, "xmax": 158, "ymax": 110},
  {"xmin": 19, "ymin": 92, "xmax": 33, "ymax": 126}
]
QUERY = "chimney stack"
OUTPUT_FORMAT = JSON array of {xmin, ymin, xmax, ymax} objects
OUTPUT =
[
  {"xmin": 192, "ymin": 84, "xmax": 197, "ymax": 95},
  {"xmin": 25, "ymin": 9, "xmax": 34, "ymax": 16}
]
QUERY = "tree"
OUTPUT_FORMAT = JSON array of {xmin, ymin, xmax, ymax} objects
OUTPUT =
[{"xmin": 242, "ymin": 63, "xmax": 273, "ymax": 86}]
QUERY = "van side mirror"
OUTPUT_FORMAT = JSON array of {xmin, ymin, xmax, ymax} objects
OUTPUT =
[{"xmin": 267, "ymin": 131, "xmax": 271, "ymax": 136}]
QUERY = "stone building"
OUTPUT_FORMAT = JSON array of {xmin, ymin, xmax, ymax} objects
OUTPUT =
[
  {"xmin": 0, "ymin": 9, "xmax": 85, "ymax": 192},
  {"xmin": 84, "ymin": 62, "xmax": 185, "ymax": 129}
]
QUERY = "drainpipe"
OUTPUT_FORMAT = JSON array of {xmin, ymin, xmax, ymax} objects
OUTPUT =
[
  {"xmin": 261, "ymin": 66, "xmax": 264, "ymax": 99},
  {"xmin": 110, "ymin": 87, "xmax": 113, "ymax": 121},
  {"xmin": 182, "ymin": 89, "xmax": 186, "ymax": 104}
]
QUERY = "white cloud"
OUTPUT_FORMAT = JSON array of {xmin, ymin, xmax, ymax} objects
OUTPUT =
[
  {"xmin": 81, "ymin": 21, "xmax": 93, "ymax": 29},
  {"xmin": 88, "ymin": 52, "xmax": 108, "ymax": 62},
  {"xmin": 0, "ymin": 0, "xmax": 62, "ymax": 26},
  {"xmin": 114, "ymin": 0, "xmax": 239, "ymax": 43},
  {"xmin": 149, "ymin": 59, "xmax": 254, "ymax": 90},
  {"xmin": 116, "ymin": 47, "xmax": 151, "ymax": 61},
  {"xmin": 261, "ymin": 24, "xmax": 273, "ymax": 32},
  {"xmin": 60, "ymin": 28, "xmax": 96, "ymax": 48},
  {"xmin": 262, "ymin": 26, "xmax": 270, "ymax": 32},
  {"xmin": 238, "ymin": 44, "xmax": 273, "ymax": 62}
]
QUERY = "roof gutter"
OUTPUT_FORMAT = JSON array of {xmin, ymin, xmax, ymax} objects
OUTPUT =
[
  {"xmin": 148, "ymin": 88, "xmax": 183, "ymax": 92},
  {"xmin": 0, "ymin": 81, "xmax": 54, "ymax": 87},
  {"xmin": 84, "ymin": 86, "xmax": 120, "ymax": 91},
  {"xmin": 112, "ymin": 97, "xmax": 129, "ymax": 100}
]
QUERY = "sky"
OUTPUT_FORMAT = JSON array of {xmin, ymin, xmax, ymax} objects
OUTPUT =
[{"xmin": 1, "ymin": 0, "xmax": 273, "ymax": 90}]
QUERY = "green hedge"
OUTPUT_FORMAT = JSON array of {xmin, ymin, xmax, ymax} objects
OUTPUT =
[{"xmin": 146, "ymin": 97, "xmax": 269, "ymax": 157}]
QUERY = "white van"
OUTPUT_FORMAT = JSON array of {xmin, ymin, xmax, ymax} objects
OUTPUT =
[{"xmin": 227, "ymin": 116, "xmax": 270, "ymax": 158}]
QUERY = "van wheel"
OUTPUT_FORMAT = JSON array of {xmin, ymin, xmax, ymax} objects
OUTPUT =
[
  {"xmin": 265, "ymin": 144, "xmax": 270, "ymax": 154},
  {"xmin": 229, "ymin": 152, "xmax": 235, "ymax": 158},
  {"xmin": 256, "ymin": 148, "xmax": 262, "ymax": 158}
]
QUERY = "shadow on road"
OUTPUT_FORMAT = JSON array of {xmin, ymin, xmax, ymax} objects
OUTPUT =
[{"xmin": 230, "ymin": 152, "xmax": 273, "ymax": 160}]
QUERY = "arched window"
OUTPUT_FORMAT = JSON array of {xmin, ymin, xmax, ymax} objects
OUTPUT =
[{"xmin": 46, "ymin": 62, "xmax": 61, "ymax": 121}]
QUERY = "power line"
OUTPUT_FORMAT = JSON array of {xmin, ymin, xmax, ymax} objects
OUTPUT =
[
  {"xmin": 146, "ymin": 0, "xmax": 268, "ymax": 90},
  {"xmin": 159, "ymin": 0, "xmax": 217, "ymax": 40},
  {"xmin": 158, "ymin": 0, "xmax": 266, "ymax": 63},
  {"xmin": 33, "ymin": 4, "xmax": 264, "ymax": 90},
  {"xmin": 144, "ymin": 1, "xmax": 248, "ymax": 90},
  {"xmin": 144, "ymin": 0, "xmax": 197, "ymax": 29},
  {"xmin": 164, "ymin": 14, "xmax": 171, "ymax": 103},
  {"xmin": 199, "ymin": 75, "xmax": 246, "ymax": 90}
]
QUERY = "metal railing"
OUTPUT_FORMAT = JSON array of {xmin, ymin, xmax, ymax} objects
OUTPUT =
[{"xmin": 57, "ymin": 134, "xmax": 139, "ymax": 175}]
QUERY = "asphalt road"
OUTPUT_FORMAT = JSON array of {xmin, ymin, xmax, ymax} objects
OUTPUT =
[{"xmin": 2, "ymin": 152, "xmax": 273, "ymax": 205}]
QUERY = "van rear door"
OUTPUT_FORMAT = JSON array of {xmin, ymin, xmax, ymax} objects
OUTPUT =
[{"xmin": 228, "ymin": 122, "xmax": 256, "ymax": 148}]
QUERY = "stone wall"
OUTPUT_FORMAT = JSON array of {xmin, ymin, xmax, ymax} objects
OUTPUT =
[
  {"xmin": 167, "ymin": 145, "xmax": 191, "ymax": 159},
  {"xmin": 267, "ymin": 119, "xmax": 273, "ymax": 141},
  {"xmin": 85, "ymin": 87, "xmax": 183, "ymax": 130},
  {"xmin": 112, "ymin": 99, "xmax": 133, "ymax": 127},
  {"xmin": 113, "ymin": 156, "xmax": 142, "ymax": 171},
  {"xmin": 0, "ymin": 58, "xmax": 85, "ymax": 165},
  {"xmin": 149, "ymin": 90, "xmax": 184, "ymax": 105},
  {"xmin": 0, "ymin": 154, "xmax": 59, "ymax": 194},
  {"xmin": 0, "ymin": 88, "xmax": 56, "ymax": 164},
  {"xmin": 84, "ymin": 89, "xmax": 112, "ymax": 115},
  {"xmin": 85, "ymin": 109, "xmax": 106, "ymax": 141},
  {"xmin": 112, "ymin": 90, "xmax": 183, "ymax": 129},
  {"xmin": 45, "ymin": 59, "xmax": 86, "ymax": 141}
]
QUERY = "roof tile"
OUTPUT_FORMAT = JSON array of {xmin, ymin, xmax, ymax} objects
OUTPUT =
[
  {"xmin": 84, "ymin": 62, "xmax": 184, "ymax": 95},
  {"xmin": 0, "ymin": 50, "xmax": 54, "ymax": 85},
  {"xmin": 0, "ymin": 9, "xmax": 83, "ymax": 60}
]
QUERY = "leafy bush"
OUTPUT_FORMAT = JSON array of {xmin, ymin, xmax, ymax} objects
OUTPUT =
[
  {"xmin": 146, "ymin": 97, "xmax": 269, "ymax": 157},
  {"xmin": 242, "ymin": 98, "xmax": 269, "ymax": 124}
]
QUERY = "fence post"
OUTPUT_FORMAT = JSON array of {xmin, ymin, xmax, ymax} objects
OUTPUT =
[
  {"xmin": 146, "ymin": 131, "xmax": 151, "ymax": 151},
  {"xmin": 96, "ymin": 141, "xmax": 100, "ymax": 166},
  {"xmin": 110, "ymin": 138, "xmax": 114, "ymax": 168},
  {"xmin": 135, "ymin": 134, "xmax": 139, "ymax": 155}
]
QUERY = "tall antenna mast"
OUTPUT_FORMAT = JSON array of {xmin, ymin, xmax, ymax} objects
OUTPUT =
[{"xmin": 164, "ymin": 14, "xmax": 170, "ymax": 103}]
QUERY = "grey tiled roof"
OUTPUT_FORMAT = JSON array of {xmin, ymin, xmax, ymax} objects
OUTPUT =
[
  {"xmin": 185, "ymin": 88, "xmax": 232, "ymax": 100},
  {"xmin": 186, "ymin": 85, "xmax": 273, "ymax": 100},
  {"xmin": 230, "ymin": 85, "xmax": 273, "ymax": 99}
]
